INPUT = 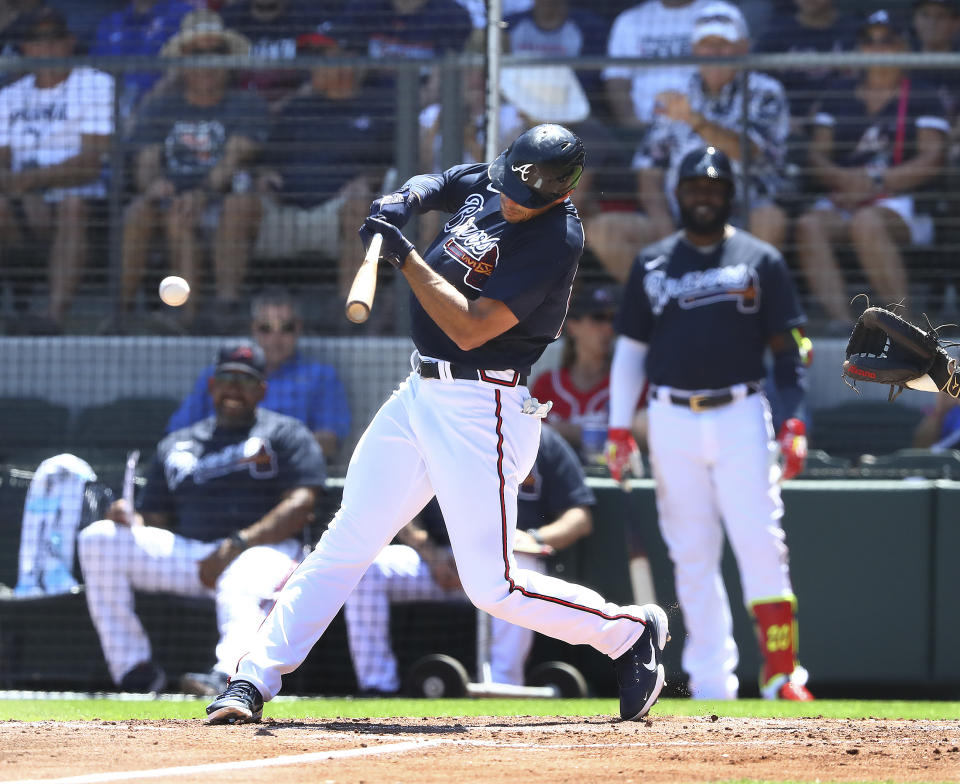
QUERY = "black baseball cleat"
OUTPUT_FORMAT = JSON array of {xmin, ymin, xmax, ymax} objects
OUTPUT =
[
  {"xmin": 614, "ymin": 604, "xmax": 669, "ymax": 721},
  {"xmin": 205, "ymin": 679, "xmax": 264, "ymax": 725}
]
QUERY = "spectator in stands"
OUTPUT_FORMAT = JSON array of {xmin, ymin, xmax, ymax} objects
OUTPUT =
[
  {"xmin": 345, "ymin": 424, "xmax": 593, "ymax": 694},
  {"xmin": 0, "ymin": 8, "xmax": 115, "ymax": 334},
  {"xmin": 532, "ymin": 283, "xmax": 648, "ymax": 464},
  {"xmin": 911, "ymin": 0, "xmax": 960, "ymax": 123},
  {"xmin": 78, "ymin": 339, "xmax": 326, "ymax": 695},
  {"xmin": 92, "ymin": 0, "xmax": 194, "ymax": 118},
  {"xmin": 333, "ymin": 0, "xmax": 472, "ymax": 62},
  {"xmin": 221, "ymin": 0, "xmax": 337, "ymax": 107},
  {"xmin": 755, "ymin": 0, "xmax": 859, "ymax": 126},
  {"xmin": 503, "ymin": 0, "xmax": 610, "ymax": 118},
  {"xmin": 793, "ymin": 9, "xmax": 949, "ymax": 329},
  {"xmin": 167, "ymin": 287, "xmax": 351, "ymax": 461},
  {"xmin": 913, "ymin": 390, "xmax": 960, "ymax": 449},
  {"xmin": 590, "ymin": 2, "xmax": 790, "ymax": 281},
  {"xmin": 252, "ymin": 30, "xmax": 395, "ymax": 307},
  {"xmin": 602, "ymin": 0, "xmax": 712, "ymax": 133},
  {"xmin": 119, "ymin": 10, "xmax": 267, "ymax": 332}
]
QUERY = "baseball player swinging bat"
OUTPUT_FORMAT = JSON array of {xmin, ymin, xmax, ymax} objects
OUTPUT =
[{"xmin": 345, "ymin": 233, "xmax": 383, "ymax": 323}]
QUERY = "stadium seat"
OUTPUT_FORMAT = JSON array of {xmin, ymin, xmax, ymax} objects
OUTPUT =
[
  {"xmin": 0, "ymin": 397, "xmax": 71, "ymax": 454},
  {"xmin": 808, "ymin": 401, "xmax": 925, "ymax": 461},
  {"xmin": 71, "ymin": 396, "xmax": 179, "ymax": 452}
]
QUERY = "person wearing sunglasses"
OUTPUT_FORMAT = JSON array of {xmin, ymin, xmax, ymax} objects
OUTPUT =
[
  {"xmin": 78, "ymin": 338, "xmax": 326, "ymax": 696},
  {"xmin": 166, "ymin": 287, "xmax": 351, "ymax": 461},
  {"xmin": 794, "ymin": 8, "xmax": 949, "ymax": 331},
  {"xmin": 531, "ymin": 283, "xmax": 647, "ymax": 467}
]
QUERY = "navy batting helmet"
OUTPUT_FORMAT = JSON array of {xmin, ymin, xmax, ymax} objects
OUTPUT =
[
  {"xmin": 677, "ymin": 146, "xmax": 734, "ymax": 189},
  {"xmin": 488, "ymin": 124, "xmax": 585, "ymax": 208}
]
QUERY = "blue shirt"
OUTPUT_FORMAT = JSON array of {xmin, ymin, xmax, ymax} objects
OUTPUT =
[
  {"xmin": 409, "ymin": 164, "xmax": 584, "ymax": 374},
  {"xmin": 142, "ymin": 408, "xmax": 326, "ymax": 543},
  {"xmin": 166, "ymin": 353, "xmax": 351, "ymax": 441},
  {"xmin": 417, "ymin": 424, "xmax": 595, "ymax": 546},
  {"xmin": 92, "ymin": 1, "xmax": 193, "ymax": 106},
  {"xmin": 616, "ymin": 230, "xmax": 805, "ymax": 390}
]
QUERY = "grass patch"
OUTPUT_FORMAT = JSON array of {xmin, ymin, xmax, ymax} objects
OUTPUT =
[{"xmin": 1, "ymin": 697, "xmax": 958, "ymax": 722}]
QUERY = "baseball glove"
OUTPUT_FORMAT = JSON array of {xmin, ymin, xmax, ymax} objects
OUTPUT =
[{"xmin": 843, "ymin": 307, "xmax": 959, "ymax": 400}]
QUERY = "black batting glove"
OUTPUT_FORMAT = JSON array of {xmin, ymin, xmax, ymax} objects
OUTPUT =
[
  {"xmin": 369, "ymin": 189, "xmax": 416, "ymax": 229},
  {"xmin": 360, "ymin": 215, "xmax": 415, "ymax": 269}
]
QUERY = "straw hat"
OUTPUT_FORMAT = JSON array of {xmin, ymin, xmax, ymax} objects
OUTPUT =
[
  {"xmin": 161, "ymin": 9, "xmax": 251, "ymax": 57},
  {"xmin": 500, "ymin": 64, "xmax": 590, "ymax": 125}
]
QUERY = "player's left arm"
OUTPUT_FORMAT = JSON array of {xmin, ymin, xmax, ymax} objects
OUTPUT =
[
  {"xmin": 198, "ymin": 485, "xmax": 317, "ymax": 588},
  {"xmin": 402, "ymin": 255, "xmax": 519, "ymax": 350},
  {"xmin": 882, "ymin": 126, "xmax": 946, "ymax": 194},
  {"xmin": 520, "ymin": 430, "xmax": 595, "ymax": 552}
]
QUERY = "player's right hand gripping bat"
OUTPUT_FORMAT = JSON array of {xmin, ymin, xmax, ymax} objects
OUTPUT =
[{"xmin": 345, "ymin": 232, "xmax": 383, "ymax": 324}]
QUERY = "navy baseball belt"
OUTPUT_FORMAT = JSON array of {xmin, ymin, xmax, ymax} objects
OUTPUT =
[
  {"xmin": 417, "ymin": 359, "xmax": 527, "ymax": 387},
  {"xmin": 654, "ymin": 384, "xmax": 760, "ymax": 412}
]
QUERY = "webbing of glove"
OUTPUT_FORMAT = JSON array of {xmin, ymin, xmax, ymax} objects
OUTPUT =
[{"xmin": 843, "ymin": 307, "xmax": 948, "ymax": 400}]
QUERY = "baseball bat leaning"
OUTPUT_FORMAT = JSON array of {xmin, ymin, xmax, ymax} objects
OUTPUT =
[{"xmin": 345, "ymin": 233, "xmax": 383, "ymax": 324}]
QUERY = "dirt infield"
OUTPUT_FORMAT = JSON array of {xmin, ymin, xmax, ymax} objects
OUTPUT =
[{"xmin": 2, "ymin": 714, "xmax": 959, "ymax": 783}]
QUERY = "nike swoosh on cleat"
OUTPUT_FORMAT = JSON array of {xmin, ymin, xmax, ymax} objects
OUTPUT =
[{"xmin": 643, "ymin": 638, "xmax": 657, "ymax": 671}]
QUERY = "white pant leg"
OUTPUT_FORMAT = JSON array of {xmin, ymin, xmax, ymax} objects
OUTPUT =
[
  {"xmin": 236, "ymin": 377, "xmax": 437, "ymax": 699},
  {"xmin": 413, "ymin": 379, "xmax": 648, "ymax": 660},
  {"xmin": 488, "ymin": 551, "xmax": 543, "ymax": 685},
  {"xmin": 713, "ymin": 395, "xmax": 794, "ymax": 604},
  {"xmin": 648, "ymin": 399, "xmax": 739, "ymax": 699},
  {"xmin": 345, "ymin": 544, "xmax": 462, "ymax": 692},
  {"xmin": 77, "ymin": 520, "xmax": 217, "ymax": 683},
  {"xmin": 214, "ymin": 539, "xmax": 301, "ymax": 675}
]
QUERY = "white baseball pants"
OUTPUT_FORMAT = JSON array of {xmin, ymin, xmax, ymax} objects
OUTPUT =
[
  {"xmin": 345, "ymin": 543, "xmax": 544, "ymax": 691},
  {"xmin": 647, "ymin": 391, "xmax": 793, "ymax": 699},
  {"xmin": 77, "ymin": 519, "xmax": 301, "ymax": 684},
  {"xmin": 235, "ymin": 372, "xmax": 649, "ymax": 700}
]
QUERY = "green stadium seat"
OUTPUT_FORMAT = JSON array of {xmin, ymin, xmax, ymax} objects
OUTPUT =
[{"xmin": 809, "ymin": 401, "xmax": 925, "ymax": 461}]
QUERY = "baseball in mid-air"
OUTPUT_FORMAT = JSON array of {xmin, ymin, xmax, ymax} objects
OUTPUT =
[{"xmin": 159, "ymin": 275, "xmax": 190, "ymax": 307}]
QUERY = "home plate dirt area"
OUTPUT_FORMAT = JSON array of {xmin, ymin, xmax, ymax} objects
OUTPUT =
[{"xmin": 1, "ymin": 714, "xmax": 958, "ymax": 784}]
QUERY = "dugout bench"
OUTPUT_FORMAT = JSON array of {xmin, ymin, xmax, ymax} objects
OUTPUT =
[{"xmin": 2, "ymin": 474, "xmax": 960, "ymax": 698}]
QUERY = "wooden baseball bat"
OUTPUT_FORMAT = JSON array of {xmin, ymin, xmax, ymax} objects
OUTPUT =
[{"xmin": 345, "ymin": 232, "xmax": 383, "ymax": 324}]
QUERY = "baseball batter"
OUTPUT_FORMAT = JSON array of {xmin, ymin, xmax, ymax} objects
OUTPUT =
[
  {"xmin": 605, "ymin": 146, "xmax": 813, "ymax": 701},
  {"xmin": 206, "ymin": 124, "xmax": 669, "ymax": 724}
]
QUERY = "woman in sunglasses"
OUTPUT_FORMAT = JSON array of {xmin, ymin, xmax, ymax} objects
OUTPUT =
[{"xmin": 531, "ymin": 283, "xmax": 647, "ymax": 467}]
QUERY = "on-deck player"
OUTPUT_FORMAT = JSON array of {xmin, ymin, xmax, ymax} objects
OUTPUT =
[
  {"xmin": 605, "ymin": 145, "xmax": 813, "ymax": 701},
  {"xmin": 206, "ymin": 123, "xmax": 670, "ymax": 724}
]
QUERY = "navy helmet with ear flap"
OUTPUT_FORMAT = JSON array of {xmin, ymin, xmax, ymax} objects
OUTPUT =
[
  {"xmin": 677, "ymin": 145, "xmax": 734, "ymax": 191},
  {"xmin": 488, "ymin": 124, "xmax": 585, "ymax": 208}
]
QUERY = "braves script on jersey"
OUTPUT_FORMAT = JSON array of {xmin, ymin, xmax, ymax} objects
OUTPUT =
[
  {"xmin": 412, "ymin": 163, "xmax": 583, "ymax": 373},
  {"xmin": 618, "ymin": 230, "xmax": 804, "ymax": 390}
]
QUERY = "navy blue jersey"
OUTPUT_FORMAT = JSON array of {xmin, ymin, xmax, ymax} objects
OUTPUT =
[
  {"xmin": 139, "ymin": 408, "xmax": 326, "ymax": 543},
  {"xmin": 418, "ymin": 425, "xmax": 595, "ymax": 546},
  {"xmin": 615, "ymin": 229, "xmax": 805, "ymax": 390},
  {"xmin": 409, "ymin": 163, "xmax": 584, "ymax": 375},
  {"xmin": 814, "ymin": 78, "xmax": 949, "ymax": 183}
]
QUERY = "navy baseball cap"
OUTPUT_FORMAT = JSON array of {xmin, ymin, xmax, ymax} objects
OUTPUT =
[
  {"xmin": 215, "ymin": 339, "xmax": 266, "ymax": 380},
  {"xmin": 569, "ymin": 284, "xmax": 619, "ymax": 319},
  {"xmin": 858, "ymin": 9, "xmax": 904, "ymax": 39}
]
